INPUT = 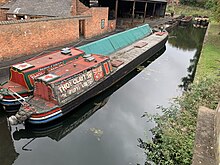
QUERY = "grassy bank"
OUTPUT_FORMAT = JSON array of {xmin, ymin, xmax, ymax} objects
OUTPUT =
[
  {"xmin": 195, "ymin": 22, "xmax": 220, "ymax": 79},
  {"xmin": 141, "ymin": 9, "xmax": 220, "ymax": 165},
  {"xmin": 141, "ymin": 78, "xmax": 220, "ymax": 164},
  {"xmin": 167, "ymin": 4, "xmax": 213, "ymax": 17}
]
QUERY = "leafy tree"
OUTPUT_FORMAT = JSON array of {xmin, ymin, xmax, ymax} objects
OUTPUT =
[
  {"xmin": 204, "ymin": 0, "xmax": 217, "ymax": 9},
  {"xmin": 214, "ymin": 0, "xmax": 220, "ymax": 22}
]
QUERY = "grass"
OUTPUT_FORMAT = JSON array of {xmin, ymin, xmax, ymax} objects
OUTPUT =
[
  {"xmin": 166, "ymin": 4, "xmax": 213, "ymax": 18},
  {"xmin": 195, "ymin": 22, "xmax": 220, "ymax": 79}
]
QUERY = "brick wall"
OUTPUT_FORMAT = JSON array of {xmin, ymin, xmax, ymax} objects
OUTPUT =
[
  {"xmin": 76, "ymin": 0, "xmax": 89, "ymax": 15},
  {"xmin": 0, "ymin": 0, "xmax": 9, "ymax": 4},
  {"xmin": 84, "ymin": 7, "xmax": 109, "ymax": 38},
  {"xmin": 0, "ymin": 17, "xmax": 80, "ymax": 60},
  {"xmin": 0, "ymin": 9, "xmax": 7, "ymax": 21},
  {"xmin": 0, "ymin": 6, "xmax": 114, "ymax": 61},
  {"xmin": 71, "ymin": 0, "xmax": 77, "ymax": 16}
]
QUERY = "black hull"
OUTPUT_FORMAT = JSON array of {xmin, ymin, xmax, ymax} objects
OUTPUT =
[
  {"xmin": 179, "ymin": 20, "xmax": 192, "ymax": 26},
  {"xmin": 61, "ymin": 35, "xmax": 168, "ymax": 116}
]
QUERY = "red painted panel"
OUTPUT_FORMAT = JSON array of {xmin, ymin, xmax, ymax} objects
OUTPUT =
[
  {"xmin": 104, "ymin": 62, "xmax": 110, "ymax": 75},
  {"xmin": 108, "ymin": 61, "xmax": 113, "ymax": 72},
  {"xmin": 10, "ymin": 68, "xmax": 29, "ymax": 89}
]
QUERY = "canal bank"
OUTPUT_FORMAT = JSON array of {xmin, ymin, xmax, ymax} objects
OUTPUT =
[
  {"xmin": 140, "ymin": 22, "xmax": 220, "ymax": 164},
  {"xmin": 192, "ymin": 22, "xmax": 220, "ymax": 165}
]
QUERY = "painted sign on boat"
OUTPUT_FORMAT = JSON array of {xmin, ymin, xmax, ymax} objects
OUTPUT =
[{"xmin": 55, "ymin": 70, "xmax": 94, "ymax": 103}]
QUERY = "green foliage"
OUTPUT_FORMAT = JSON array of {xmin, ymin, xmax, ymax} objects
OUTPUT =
[
  {"xmin": 167, "ymin": 4, "xmax": 213, "ymax": 18},
  {"xmin": 213, "ymin": 0, "xmax": 220, "ymax": 22},
  {"xmin": 204, "ymin": 0, "xmax": 217, "ymax": 9},
  {"xmin": 195, "ymin": 22, "xmax": 220, "ymax": 79},
  {"xmin": 180, "ymin": 0, "xmax": 197, "ymax": 6},
  {"xmin": 140, "ymin": 78, "xmax": 220, "ymax": 165}
]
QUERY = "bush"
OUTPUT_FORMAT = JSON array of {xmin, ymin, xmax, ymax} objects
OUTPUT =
[
  {"xmin": 139, "ymin": 78, "xmax": 220, "ymax": 165},
  {"xmin": 204, "ymin": 0, "xmax": 217, "ymax": 9}
]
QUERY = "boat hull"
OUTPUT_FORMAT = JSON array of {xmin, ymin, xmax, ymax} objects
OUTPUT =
[
  {"xmin": 179, "ymin": 16, "xmax": 192, "ymax": 26},
  {"xmin": 27, "ymin": 34, "xmax": 168, "ymax": 124},
  {"xmin": 0, "ymin": 94, "xmax": 30, "ymax": 112}
]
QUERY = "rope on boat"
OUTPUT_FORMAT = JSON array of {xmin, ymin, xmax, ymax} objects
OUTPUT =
[{"xmin": 6, "ymin": 88, "xmax": 35, "ymax": 125}]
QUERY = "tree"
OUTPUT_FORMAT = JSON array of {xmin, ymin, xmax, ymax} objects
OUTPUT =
[{"xmin": 214, "ymin": 0, "xmax": 220, "ymax": 22}]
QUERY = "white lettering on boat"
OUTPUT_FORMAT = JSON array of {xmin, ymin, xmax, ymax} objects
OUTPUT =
[
  {"xmin": 29, "ymin": 62, "xmax": 64, "ymax": 81},
  {"xmin": 56, "ymin": 70, "xmax": 94, "ymax": 102}
]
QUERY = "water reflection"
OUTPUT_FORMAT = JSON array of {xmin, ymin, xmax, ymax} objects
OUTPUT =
[
  {"xmin": 11, "ymin": 47, "xmax": 166, "ymax": 147},
  {"xmin": 0, "ymin": 111, "xmax": 19, "ymax": 165},
  {"xmin": 168, "ymin": 24, "xmax": 206, "ymax": 51},
  {"xmin": 138, "ymin": 25, "xmax": 207, "ymax": 164},
  {"xmin": 178, "ymin": 26, "xmax": 206, "ymax": 90}
]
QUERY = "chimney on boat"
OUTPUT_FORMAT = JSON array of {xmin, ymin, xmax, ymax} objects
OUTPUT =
[{"xmin": 61, "ymin": 48, "xmax": 71, "ymax": 55}]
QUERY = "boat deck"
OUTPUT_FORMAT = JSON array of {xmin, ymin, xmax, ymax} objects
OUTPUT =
[
  {"xmin": 110, "ymin": 32, "xmax": 168, "ymax": 67},
  {"xmin": 1, "ymin": 80, "xmax": 29, "ymax": 93},
  {"xmin": 28, "ymin": 96, "xmax": 57, "ymax": 112}
]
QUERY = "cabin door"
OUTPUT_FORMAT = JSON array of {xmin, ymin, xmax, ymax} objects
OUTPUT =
[{"xmin": 79, "ymin": 20, "xmax": 85, "ymax": 38}]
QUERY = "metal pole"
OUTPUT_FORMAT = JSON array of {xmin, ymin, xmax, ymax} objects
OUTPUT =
[
  {"xmin": 143, "ymin": 2, "xmax": 147, "ymax": 23},
  {"xmin": 115, "ymin": 0, "xmax": 119, "ymax": 20},
  {"xmin": 132, "ymin": 0, "xmax": 136, "ymax": 25},
  {"xmin": 152, "ymin": 3, "xmax": 156, "ymax": 17}
]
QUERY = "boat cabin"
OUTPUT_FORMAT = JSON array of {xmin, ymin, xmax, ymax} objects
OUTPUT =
[
  {"xmin": 9, "ymin": 48, "xmax": 85, "ymax": 90},
  {"xmin": 33, "ymin": 54, "xmax": 113, "ymax": 105}
]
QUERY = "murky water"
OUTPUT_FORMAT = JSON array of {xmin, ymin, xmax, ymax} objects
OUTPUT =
[{"xmin": 0, "ymin": 25, "xmax": 206, "ymax": 165}]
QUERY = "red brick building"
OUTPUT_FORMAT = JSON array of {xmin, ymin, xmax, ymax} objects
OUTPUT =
[
  {"xmin": 0, "ymin": 0, "xmax": 166, "ymax": 61},
  {"xmin": 0, "ymin": 0, "xmax": 116, "ymax": 60},
  {"xmin": 0, "ymin": 0, "xmax": 90, "ymax": 20}
]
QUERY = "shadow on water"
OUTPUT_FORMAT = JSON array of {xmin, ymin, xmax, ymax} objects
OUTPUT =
[
  {"xmin": 8, "ymin": 47, "xmax": 166, "ymax": 151},
  {"xmin": 169, "ymin": 24, "xmax": 207, "ymax": 90},
  {"xmin": 0, "ymin": 111, "xmax": 19, "ymax": 165}
]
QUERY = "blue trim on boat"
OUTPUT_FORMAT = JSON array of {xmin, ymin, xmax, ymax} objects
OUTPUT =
[
  {"xmin": 28, "ymin": 113, "xmax": 63, "ymax": 124},
  {"xmin": 0, "ymin": 100, "xmax": 21, "ymax": 106}
]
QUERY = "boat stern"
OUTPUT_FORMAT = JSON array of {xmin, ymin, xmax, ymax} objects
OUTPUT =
[{"xmin": 0, "ymin": 81, "xmax": 31, "ymax": 111}]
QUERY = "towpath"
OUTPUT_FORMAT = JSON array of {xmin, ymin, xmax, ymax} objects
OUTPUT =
[{"xmin": 192, "ymin": 106, "xmax": 216, "ymax": 165}]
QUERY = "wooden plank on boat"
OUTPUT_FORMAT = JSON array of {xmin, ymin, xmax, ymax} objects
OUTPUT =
[
  {"xmin": 111, "ymin": 60, "xmax": 124, "ymax": 67},
  {"xmin": 155, "ymin": 32, "xmax": 166, "ymax": 36},
  {"xmin": 134, "ymin": 41, "xmax": 148, "ymax": 48}
]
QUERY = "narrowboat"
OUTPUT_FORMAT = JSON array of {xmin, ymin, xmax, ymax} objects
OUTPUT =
[
  {"xmin": 193, "ymin": 16, "xmax": 209, "ymax": 28},
  {"xmin": 0, "ymin": 48, "xmax": 85, "ymax": 112},
  {"xmin": 179, "ymin": 16, "xmax": 193, "ymax": 26},
  {"xmin": 8, "ymin": 31, "xmax": 168, "ymax": 125}
]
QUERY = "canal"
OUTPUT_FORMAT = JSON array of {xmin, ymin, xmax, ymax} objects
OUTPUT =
[{"xmin": 0, "ymin": 24, "xmax": 206, "ymax": 165}]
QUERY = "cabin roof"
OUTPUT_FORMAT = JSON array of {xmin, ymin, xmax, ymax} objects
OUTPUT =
[
  {"xmin": 38, "ymin": 54, "xmax": 109, "ymax": 84},
  {"xmin": 12, "ymin": 48, "xmax": 84, "ymax": 73}
]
